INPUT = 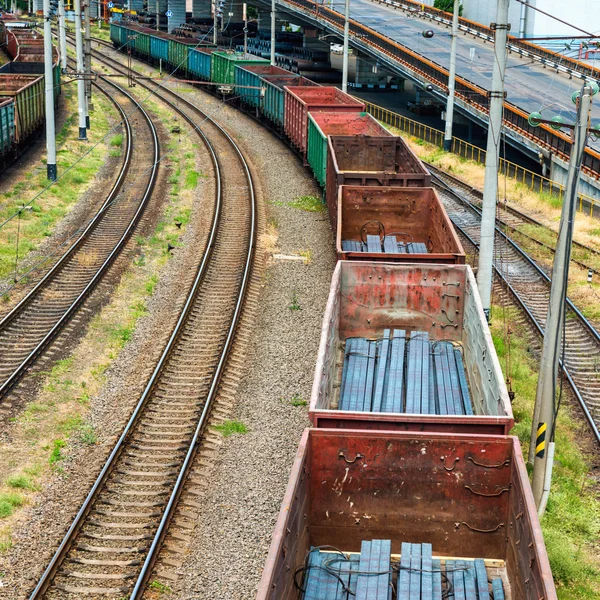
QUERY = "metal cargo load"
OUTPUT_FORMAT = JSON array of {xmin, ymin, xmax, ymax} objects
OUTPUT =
[
  {"xmin": 326, "ymin": 135, "xmax": 431, "ymax": 230},
  {"xmin": 307, "ymin": 111, "xmax": 391, "ymax": 188},
  {"xmin": 309, "ymin": 261, "xmax": 513, "ymax": 434},
  {"xmin": 283, "ymin": 86, "xmax": 365, "ymax": 153},
  {"xmin": 257, "ymin": 429, "xmax": 556, "ymax": 600},
  {"xmin": 336, "ymin": 186, "xmax": 465, "ymax": 264}
]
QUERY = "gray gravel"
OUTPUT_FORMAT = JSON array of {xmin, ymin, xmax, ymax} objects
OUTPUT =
[{"xmin": 163, "ymin": 85, "xmax": 337, "ymax": 600}]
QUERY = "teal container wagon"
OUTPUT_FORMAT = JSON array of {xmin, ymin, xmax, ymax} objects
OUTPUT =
[
  {"xmin": 262, "ymin": 75, "xmax": 315, "ymax": 128},
  {"xmin": 235, "ymin": 64, "xmax": 292, "ymax": 109},
  {"xmin": 168, "ymin": 38, "xmax": 197, "ymax": 72},
  {"xmin": 134, "ymin": 30, "xmax": 150, "ymax": 59},
  {"xmin": 188, "ymin": 47, "xmax": 215, "ymax": 81},
  {"xmin": 149, "ymin": 33, "xmax": 168, "ymax": 63},
  {"xmin": 0, "ymin": 98, "xmax": 15, "ymax": 157},
  {"xmin": 210, "ymin": 51, "xmax": 267, "ymax": 86}
]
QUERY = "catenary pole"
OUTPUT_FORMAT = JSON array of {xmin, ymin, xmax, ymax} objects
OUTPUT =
[
  {"xmin": 476, "ymin": 0, "xmax": 511, "ymax": 319},
  {"xmin": 58, "ymin": 0, "xmax": 67, "ymax": 71},
  {"xmin": 531, "ymin": 86, "xmax": 592, "ymax": 513},
  {"xmin": 443, "ymin": 0, "xmax": 459, "ymax": 151},
  {"xmin": 74, "ymin": 0, "xmax": 88, "ymax": 140},
  {"xmin": 341, "ymin": 0, "xmax": 350, "ymax": 93},
  {"xmin": 84, "ymin": 0, "xmax": 92, "ymax": 129},
  {"xmin": 270, "ymin": 0, "xmax": 276, "ymax": 66},
  {"xmin": 213, "ymin": 0, "xmax": 217, "ymax": 44},
  {"xmin": 43, "ymin": 0, "xmax": 57, "ymax": 180}
]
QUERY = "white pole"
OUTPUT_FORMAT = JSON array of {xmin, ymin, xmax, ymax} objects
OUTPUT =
[
  {"xmin": 43, "ymin": 0, "xmax": 57, "ymax": 180},
  {"xmin": 476, "ymin": 0, "xmax": 511, "ymax": 318},
  {"xmin": 58, "ymin": 0, "xmax": 67, "ymax": 71},
  {"xmin": 270, "ymin": 0, "xmax": 276, "ymax": 66},
  {"xmin": 84, "ymin": 0, "xmax": 91, "ymax": 129},
  {"xmin": 443, "ymin": 0, "xmax": 459, "ymax": 152},
  {"xmin": 213, "ymin": 0, "xmax": 217, "ymax": 44},
  {"xmin": 531, "ymin": 87, "xmax": 592, "ymax": 504},
  {"xmin": 243, "ymin": 2, "xmax": 247, "ymax": 57},
  {"xmin": 341, "ymin": 0, "xmax": 350, "ymax": 94},
  {"xmin": 74, "ymin": 0, "xmax": 88, "ymax": 140}
]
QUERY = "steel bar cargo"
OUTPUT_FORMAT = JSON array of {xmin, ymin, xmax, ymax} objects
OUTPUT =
[
  {"xmin": 336, "ymin": 186, "xmax": 465, "ymax": 264},
  {"xmin": 307, "ymin": 111, "xmax": 391, "ymax": 188},
  {"xmin": 310, "ymin": 261, "xmax": 512, "ymax": 433},
  {"xmin": 283, "ymin": 86, "xmax": 365, "ymax": 153},
  {"xmin": 257, "ymin": 428, "xmax": 556, "ymax": 600},
  {"xmin": 326, "ymin": 135, "xmax": 431, "ymax": 229}
]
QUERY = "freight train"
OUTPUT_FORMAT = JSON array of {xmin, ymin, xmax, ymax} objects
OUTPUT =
[
  {"xmin": 111, "ymin": 21, "xmax": 557, "ymax": 600},
  {"xmin": 0, "ymin": 21, "xmax": 61, "ymax": 165}
]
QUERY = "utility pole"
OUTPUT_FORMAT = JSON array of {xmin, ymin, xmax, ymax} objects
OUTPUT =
[
  {"xmin": 43, "ymin": 0, "xmax": 57, "ymax": 180},
  {"xmin": 341, "ymin": 0, "xmax": 350, "ymax": 93},
  {"xmin": 443, "ymin": 0, "xmax": 459, "ymax": 152},
  {"xmin": 212, "ymin": 0, "xmax": 217, "ymax": 44},
  {"xmin": 83, "ymin": 0, "xmax": 92, "ymax": 129},
  {"xmin": 531, "ymin": 85, "xmax": 593, "ymax": 515},
  {"xmin": 156, "ymin": 0, "xmax": 160, "ymax": 30},
  {"xmin": 243, "ymin": 2, "xmax": 247, "ymax": 57},
  {"xmin": 58, "ymin": 0, "xmax": 67, "ymax": 71},
  {"xmin": 74, "ymin": 0, "xmax": 87, "ymax": 140},
  {"xmin": 476, "ymin": 0, "xmax": 511, "ymax": 319},
  {"xmin": 270, "ymin": 0, "xmax": 276, "ymax": 66}
]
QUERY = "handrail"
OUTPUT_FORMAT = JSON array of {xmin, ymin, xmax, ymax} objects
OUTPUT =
[{"xmin": 361, "ymin": 99, "xmax": 600, "ymax": 218}]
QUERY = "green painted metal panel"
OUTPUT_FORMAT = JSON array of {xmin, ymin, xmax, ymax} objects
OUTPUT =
[
  {"xmin": 135, "ymin": 31, "xmax": 150, "ymax": 58},
  {"xmin": 210, "ymin": 51, "xmax": 267, "ymax": 86},
  {"xmin": 307, "ymin": 113, "xmax": 327, "ymax": 188},
  {"xmin": 168, "ymin": 39, "xmax": 189, "ymax": 70}
]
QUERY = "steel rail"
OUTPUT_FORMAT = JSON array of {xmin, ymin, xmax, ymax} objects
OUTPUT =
[
  {"xmin": 433, "ymin": 173, "xmax": 600, "ymax": 444},
  {"xmin": 0, "ymin": 72, "xmax": 158, "ymax": 399},
  {"xmin": 30, "ymin": 44, "xmax": 257, "ymax": 599},
  {"xmin": 427, "ymin": 164, "xmax": 600, "ymax": 275}
]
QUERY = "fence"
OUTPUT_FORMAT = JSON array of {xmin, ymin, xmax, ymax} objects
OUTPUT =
[{"xmin": 362, "ymin": 100, "xmax": 600, "ymax": 217}]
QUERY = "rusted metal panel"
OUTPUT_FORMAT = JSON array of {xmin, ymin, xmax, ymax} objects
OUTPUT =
[
  {"xmin": 309, "ymin": 262, "xmax": 513, "ymax": 434},
  {"xmin": 326, "ymin": 136, "xmax": 431, "ymax": 231},
  {"xmin": 336, "ymin": 186, "xmax": 465, "ymax": 264},
  {"xmin": 256, "ymin": 429, "xmax": 556, "ymax": 600},
  {"xmin": 283, "ymin": 86, "xmax": 365, "ymax": 153}
]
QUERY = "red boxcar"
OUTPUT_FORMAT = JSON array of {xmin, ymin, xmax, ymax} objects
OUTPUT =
[
  {"xmin": 326, "ymin": 135, "xmax": 431, "ymax": 230},
  {"xmin": 283, "ymin": 86, "xmax": 365, "ymax": 153},
  {"xmin": 336, "ymin": 185, "xmax": 465, "ymax": 264},
  {"xmin": 310, "ymin": 261, "xmax": 513, "ymax": 434},
  {"xmin": 257, "ymin": 428, "xmax": 556, "ymax": 600}
]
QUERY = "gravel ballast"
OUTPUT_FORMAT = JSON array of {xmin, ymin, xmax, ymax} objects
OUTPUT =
[{"xmin": 159, "ymin": 83, "xmax": 337, "ymax": 599}]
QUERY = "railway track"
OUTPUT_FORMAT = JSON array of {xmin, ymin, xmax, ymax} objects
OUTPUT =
[
  {"xmin": 30, "ymin": 43, "xmax": 257, "ymax": 599},
  {"xmin": 428, "ymin": 164, "xmax": 600, "ymax": 275},
  {"xmin": 0, "ymin": 71, "xmax": 159, "ymax": 399},
  {"xmin": 432, "ymin": 173, "xmax": 600, "ymax": 444}
]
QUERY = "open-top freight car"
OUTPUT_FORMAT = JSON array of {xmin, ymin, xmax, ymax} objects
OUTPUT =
[
  {"xmin": 211, "ymin": 51, "xmax": 268, "ymax": 86},
  {"xmin": 284, "ymin": 86, "xmax": 365, "ymax": 153},
  {"xmin": 235, "ymin": 64, "xmax": 295, "ymax": 109},
  {"xmin": 336, "ymin": 186, "xmax": 465, "ymax": 263},
  {"xmin": 257, "ymin": 428, "xmax": 556, "ymax": 600},
  {"xmin": 310, "ymin": 261, "xmax": 512, "ymax": 434},
  {"xmin": 307, "ymin": 111, "xmax": 391, "ymax": 188},
  {"xmin": 261, "ymin": 74, "xmax": 316, "ymax": 129},
  {"xmin": 326, "ymin": 135, "xmax": 431, "ymax": 230},
  {"xmin": 0, "ymin": 98, "xmax": 15, "ymax": 158}
]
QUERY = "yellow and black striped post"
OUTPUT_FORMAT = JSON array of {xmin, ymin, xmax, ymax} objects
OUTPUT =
[{"xmin": 535, "ymin": 422, "xmax": 547, "ymax": 458}]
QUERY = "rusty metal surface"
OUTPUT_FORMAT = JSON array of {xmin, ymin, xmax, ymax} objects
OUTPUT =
[
  {"xmin": 336, "ymin": 185, "xmax": 465, "ymax": 264},
  {"xmin": 283, "ymin": 85, "xmax": 365, "ymax": 152},
  {"xmin": 309, "ymin": 261, "xmax": 513, "ymax": 434},
  {"xmin": 310, "ymin": 110, "xmax": 389, "ymax": 137},
  {"xmin": 326, "ymin": 135, "xmax": 431, "ymax": 230},
  {"xmin": 256, "ymin": 429, "xmax": 557, "ymax": 600}
]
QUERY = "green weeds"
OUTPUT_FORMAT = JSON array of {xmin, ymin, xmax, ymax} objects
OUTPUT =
[{"xmin": 213, "ymin": 420, "xmax": 248, "ymax": 437}]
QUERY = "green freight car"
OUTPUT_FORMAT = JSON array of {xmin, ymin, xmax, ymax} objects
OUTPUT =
[
  {"xmin": 0, "ymin": 98, "xmax": 15, "ymax": 157},
  {"xmin": 210, "ymin": 51, "xmax": 268, "ymax": 86}
]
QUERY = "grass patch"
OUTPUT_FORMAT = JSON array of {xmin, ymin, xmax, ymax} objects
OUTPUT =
[
  {"xmin": 149, "ymin": 579, "xmax": 171, "ymax": 594},
  {"xmin": 285, "ymin": 393, "xmax": 307, "ymax": 407},
  {"xmin": 213, "ymin": 420, "xmax": 248, "ymax": 437},
  {"xmin": 289, "ymin": 290, "xmax": 301, "ymax": 311},
  {"xmin": 0, "ymin": 86, "xmax": 119, "ymax": 281},
  {"xmin": 0, "ymin": 493, "xmax": 25, "ymax": 519},
  {"xmin": 110, "ymin": 133, "xmax": 123, "ymax": 147},
  {"xmin": 490, "ymin": 305, "xmax": 600, "ymax": 599},
  {"xmin": 184, "ymin": 170, "xmax": 199, "ymax": 189},
  {"xmin": 6, "ymin": 474, "xmax": 38, "ymax": 491},
  {"xmin": 271, "ymin": 195, "xmax": 325, "ymax": 212}
]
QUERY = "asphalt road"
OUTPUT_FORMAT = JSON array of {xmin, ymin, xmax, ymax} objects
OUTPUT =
[{"xmin": 342, "ymin": 0, "xmax": 600, "ymax": 150}]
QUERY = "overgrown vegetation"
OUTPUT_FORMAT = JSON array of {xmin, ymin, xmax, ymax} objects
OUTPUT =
[
  {"xmin": 213, "ymin": 420, "xmax": 248, "ymax": 437},
  {"xmin": 0, "ymin": 86, "xmax": 119, "ymax": 284},
  {"xmin": 433, "ymin": 0, "xmax": 463, "ymax": 15},
  {"xmin": 490, "ymin": 305, "xmax": 600, "ymax": 599},
  {"xmin": 271, "ymin": 195, "xmax": 325, "ymax": 212}
]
